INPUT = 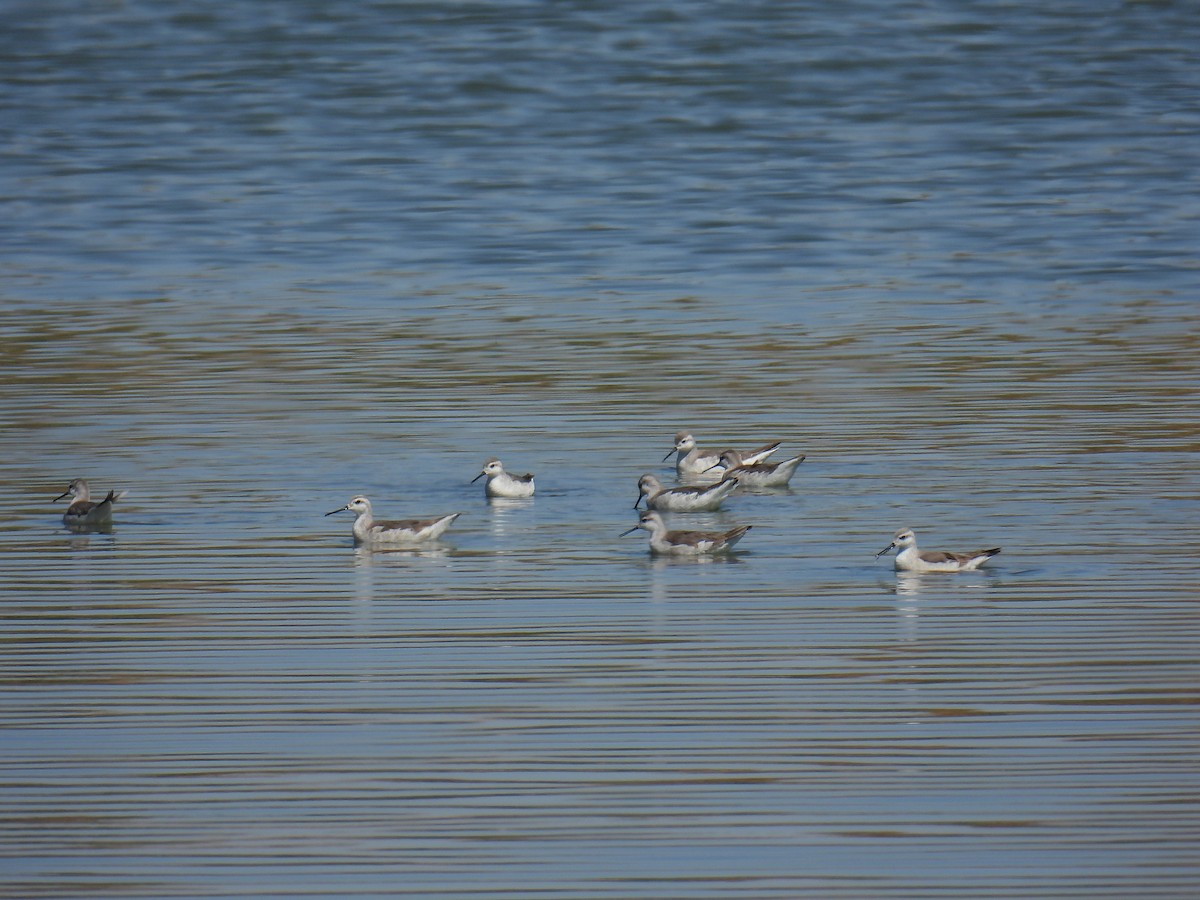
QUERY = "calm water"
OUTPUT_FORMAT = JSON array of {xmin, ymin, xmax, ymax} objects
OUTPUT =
[{"xmin": 2, "ymin": 1, "xmax": 1199, "ymax": 897}]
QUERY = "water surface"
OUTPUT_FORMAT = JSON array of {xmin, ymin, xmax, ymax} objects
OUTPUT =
[{"xmin": 2, "ymin": 1, "xmax": 1198, "ymax": 897}]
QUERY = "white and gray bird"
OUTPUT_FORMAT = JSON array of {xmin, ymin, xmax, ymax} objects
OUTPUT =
[
  {"xmin": 875, "ymin": 528, "xmax": 1001, "ymax": 573},
  {"xmin": 635, "ymin": 474, "xmax": 737, "ymax": 512},
  {"xmin": 621, "ymin": 510, "xmax": 752, "ymax": 556},
  {"xmin": 663, "ymin": 431, "xmax": 780, "ymax": 477},
  {"xmin": 54, "ymin": 478, "xmax": 124, "ymax": 531},
  {"xmin": 471, "ymin": 457, "xmax": 535, "ymax": 498},
  {"xmin": 711, "ymin": 448, "xmax": 805, "ymax": 488},
  {"xmin": 326, "ymin": 496, "xmax": 461, "ymax": 545}
]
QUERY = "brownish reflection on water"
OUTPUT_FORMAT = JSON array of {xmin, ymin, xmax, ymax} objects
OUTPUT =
[{"xmin": 2, "ymin": 288, "xmax": 1197, "ymax": 898}]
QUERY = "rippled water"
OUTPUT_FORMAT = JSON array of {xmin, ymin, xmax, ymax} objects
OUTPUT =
[{"xmin": 2, "ymin": 1, "xmax": 1198, "ymax": 897}]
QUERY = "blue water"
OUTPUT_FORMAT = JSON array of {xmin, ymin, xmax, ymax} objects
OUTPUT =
[{"xmin": 2, "ymin": 1, "xmax": 1198, "ymax": 897}]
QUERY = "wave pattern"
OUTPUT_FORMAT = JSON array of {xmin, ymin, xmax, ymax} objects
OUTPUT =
[{"xmin": 1, "ymin": 0, "xmax": 1198, "ymax": 897}]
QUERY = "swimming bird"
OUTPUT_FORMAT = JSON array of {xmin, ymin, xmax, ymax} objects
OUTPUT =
[
  {"xmin": 471, "ymin": 457, "xmax": 535, "ymax": 498},
  {"xmin": 875, "ymin": 528, "xmax": 1001, "ymax": 573},
  {"xmin": 663, "ymin": 430, "xmax": 780, "ymax": 476},
  {"xmin": 621, "ymin": 510, "xmax": 752, "ymax": 556},
  {"xmin": 711, "ymin": 449, "xmax": 805, "ymax": 488},
  {"xmin": 54, "ymin": 478, "xmax": 123, "ymax": 531},
  {"xmin": 635, "ymin": 473, "xmax": 737, "ymax": 512},
  {"xmin": 325, "ymin": 495, "xmax": 461, "ymax": 545}
]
